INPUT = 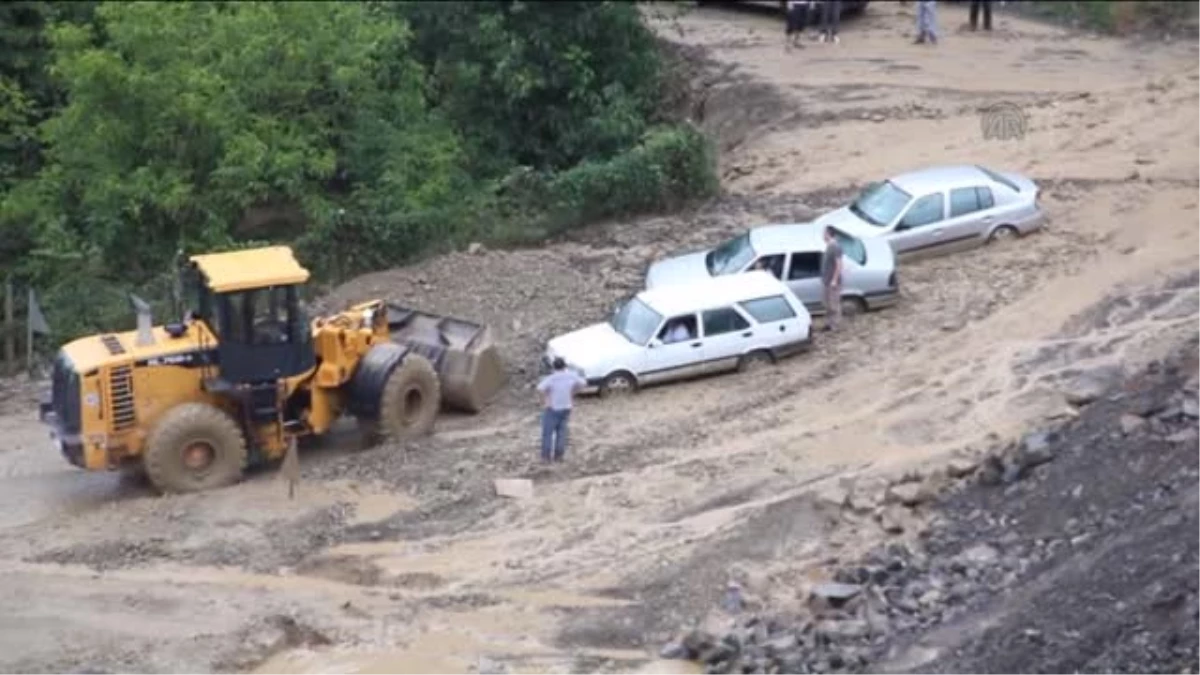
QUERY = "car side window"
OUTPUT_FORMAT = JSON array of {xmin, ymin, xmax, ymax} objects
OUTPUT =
[
  {"xmin": 702, "ymin": 307, "xmax": 751, "ymax": 337},
  {"xmin": 658, "ymin": 314, "xmax": 698, "ymax": 344},
  {"xmin": 949, "ymin": 187, "xmax": 981, "ymax": 218},
  {"xmin": 975, "ymin": 186, "xmax": 995, "ymax": 210},
  {"xmin": 787, "ymin": 252, "xmax": 823, "ymax": 280},
  {"xmin": 739, "ymin": 295, "xmax": 797, "ymax": 323},
  {"xmin": 748, "ymin": 254, "xmax": 785, "ymax": 280},
  {"xmin": 899, "ymin": 193, "xmax": 945, "ymax": 229}
]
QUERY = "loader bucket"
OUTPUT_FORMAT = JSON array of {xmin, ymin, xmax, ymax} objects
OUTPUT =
[{"xmin": 385, "ymin": 303, "xmax": 506, "ymax": 413}]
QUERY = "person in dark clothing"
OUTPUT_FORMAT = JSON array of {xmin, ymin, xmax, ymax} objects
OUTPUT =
[
  {"xmin": 784, "ymin": 0, "xmax": 810, "ymax": 51},
  {"xmin": 819, "ymin": 0, "xmax": 842, "ymax": 44},
  {"xmin": 969, "ymin": 0, "xmax": 993, "ymax": 30}
]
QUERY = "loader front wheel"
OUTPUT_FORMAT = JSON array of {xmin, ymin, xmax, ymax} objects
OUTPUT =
[
  {"xmin": 144, "ymin": 403, "xmax": 248, "ymax": 494},
  {"xmin": 377, "ymin": 355, "xmax": 441, "ymax": 443}
]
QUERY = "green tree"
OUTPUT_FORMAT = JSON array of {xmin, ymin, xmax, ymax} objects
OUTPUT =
[
  {"xmin": 393, "ymin": 0, "xmax": 664, "ymax": 176},
  {"xmin": 10, "ymin": 0, "xmax": 465, "ymax": 285}
]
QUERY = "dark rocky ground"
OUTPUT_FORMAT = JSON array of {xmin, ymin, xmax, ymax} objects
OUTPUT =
[{"xmin": 663, "ymin": 341, "xmax": 1200, "ymax": 674}]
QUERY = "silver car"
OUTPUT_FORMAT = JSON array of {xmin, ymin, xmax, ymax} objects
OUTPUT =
[
  {"xmin": 645, "ymin": 223, "xmax": 898, "ymax": 316},
  {"xmin": 811, "ymin": 164, "xmax": 1046, "ymax": 259}
]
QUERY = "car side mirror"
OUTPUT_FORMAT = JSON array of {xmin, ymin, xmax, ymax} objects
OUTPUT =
[
  {"xmin": 649, "ymin": 338, "xmax": 663, "ymax": 349},
  {"xmin": 895, "ymin": 222, "xmax": 909, "ymax": 232}
]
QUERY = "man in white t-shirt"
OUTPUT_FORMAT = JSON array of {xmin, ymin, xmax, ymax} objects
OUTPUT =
[{"xmin": 537, "ymin": 357, "xmax": 587, "ymax": 462}]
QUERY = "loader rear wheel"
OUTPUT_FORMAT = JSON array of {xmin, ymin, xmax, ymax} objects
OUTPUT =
[
  {"xmin": 144, "ymin": 403, "xmax": 248, "ymax": 494},
  {"xmin": 377, "ymin": 355, "xmax": 441, "ymax": 443}
]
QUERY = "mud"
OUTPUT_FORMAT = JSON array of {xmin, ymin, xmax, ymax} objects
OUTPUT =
[{"xmin": 0, "ymin": 2, "xmax": 1196, "ymax": 673}]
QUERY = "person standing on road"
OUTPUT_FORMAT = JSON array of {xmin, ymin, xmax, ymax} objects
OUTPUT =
[
  {"xmin": 915, "ymin": 0, "xmax": 940, "ymax": 44},
  {"xmin": 537, "ymin": 357, "xmax": 586, "ymax": 463},
  {"xmin": 821, "ymin": 226, "xmax": 844, "ymax": 332},
  {"xmin": 784, "ymin": 0, "xmax": 810, "ymax": 52},
  {"xmin": 969, "ymin": 0, "xmax": 993, "ymax": 31},
  {"xmin": 819, "ymin": 0, "xmax": 842, "ymax": 44}
]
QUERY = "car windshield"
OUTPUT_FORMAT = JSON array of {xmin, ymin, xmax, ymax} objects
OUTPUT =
[
  {"xmin": 705, "ymin": 232, "xmax": 756, "ymax": 276},
  {"xmin": 832, "ymin": 227, "xmax": 867, "ymax": 265},
  {"xmin": 609, "ymin": 297, "xmax": 663, "ymax": 346},
  {"xmin": 849, "ymin": 180, "xmax": 912, "ymax": 227}
]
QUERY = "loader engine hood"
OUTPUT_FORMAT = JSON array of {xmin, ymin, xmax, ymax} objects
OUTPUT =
[{"xmin": 59, "ymin": 322, "xmax": 215, "ymax": 372}]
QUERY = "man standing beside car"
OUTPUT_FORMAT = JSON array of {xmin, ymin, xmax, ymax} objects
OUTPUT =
[
  {"xmin": 537, "ymin": 357, "xmax": 587, "ymax": 463},
  {"xmin": 821, "ymin": 226, "xmax": 844, "ymax": 332}
]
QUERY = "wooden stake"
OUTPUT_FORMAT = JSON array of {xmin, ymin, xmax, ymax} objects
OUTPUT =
[{"xmin": 3, "ymin": 277, "xmax": 13, "ymax": 375}]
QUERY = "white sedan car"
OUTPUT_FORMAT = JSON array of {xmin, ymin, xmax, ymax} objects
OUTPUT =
[
  {"xmin": 544, "ymin": 271, "xmax": 812, "ymax": 396},
  {"xmin": 812, "ymin": 164, "xmax": 1046, "ymax": 258}
]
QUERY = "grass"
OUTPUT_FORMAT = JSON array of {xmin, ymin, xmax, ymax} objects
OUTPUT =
[{"xmin": 1007, "ymin": 1, "xmax": 1199, "ymax": 36}]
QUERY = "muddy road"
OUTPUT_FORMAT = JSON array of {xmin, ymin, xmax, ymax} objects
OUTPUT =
[{"xmin": 0, "ymin": 2, "xmax": 1196, "ymax": 673}]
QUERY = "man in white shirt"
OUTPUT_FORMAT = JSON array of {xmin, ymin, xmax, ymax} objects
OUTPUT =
[{"xmin": 537, "ymin": 357, "xmax": 587, "ymax": 462}]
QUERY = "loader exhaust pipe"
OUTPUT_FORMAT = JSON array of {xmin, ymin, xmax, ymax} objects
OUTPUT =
[{"xmin": 129, "ymin": 293, "xmax": 155, "ymax": 347}]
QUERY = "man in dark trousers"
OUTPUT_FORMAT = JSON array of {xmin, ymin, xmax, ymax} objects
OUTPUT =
[
  {"xmin": 819, "ymin": 0, "xmax": 842, "ymax": 44},
  {"xmin": 970, "ymin": 0, "xmax": 993, "ymax": 30},
  {"xmin": 784, "ymin": 0, "xmax": 810, "ymax": 52},
  {"xmin": 820, "ymin": 226, "xmax": 844, "ymax": 332}
]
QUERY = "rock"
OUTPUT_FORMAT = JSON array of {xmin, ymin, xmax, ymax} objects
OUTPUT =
[
  {"xmin": 818, "ymin": 618, "xmax": 870, "ymax": 641},
  {"xmin": 493, "ymin": 478, "xmax": 534, "ymax": 499},
  {"xmin": 959, "ymin": 543, "xmax": 999, "ymax": 565},
  {"xmin": 722, "ymin": 582, "xmax": 744, "ymax": 614},
  {"xmin": 947, "ymin": 457, "xmax": 979, "ymax": 478},
  {"xmin": 811, "ymin": 581, "xmax": 862, "ymax": 603},
  {"xmin": 1182, "ymin": 399, "xmax": 1199, "ymax": 418},
  {"xmin": 977, "ymin": 455, "xmax": 1005, "ymax": 486},
  {"xmin": 764, "ymin": 633, "xmax": 798, "ymax": 655},
  {"xmin": 467, "ymin": 242, "xmax": 486, "ymax": 255},
  {"xmin": 815, "ymin": 485, "xmax": 849, "ymax": 511},
  {"xmin": 879, "ymin": 505, "xmax": 910, "ymax": 534},
  {"xmin": 885, "ymin": 482, "xmax": 925, "ymax": 506},
  {"xmin": 659, "ymin": 641, "xmax": 688, "ymax": 660},
  {"xmin": 1063, "ymin": 370, "xmax": 1117, "ymax": 406},
  {"xmin": 1119, "ymin": 414, "xmax": 1147, "ymax": 435},
  {"xmin": 1016, "ymin": 431, "xmax": 1057, "ymax": 469},
  {"xmin": 682, "ymin": 630, "xmax": 719, "ymax": 659},
  {"xmin": 1166, "ymin": 428, "xmax": 1199, "ymax": 443}
]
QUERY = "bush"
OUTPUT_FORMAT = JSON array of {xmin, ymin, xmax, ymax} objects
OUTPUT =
[{"xmin": 506, "ymin": 124, "xmax": 719, "ymax": 240}]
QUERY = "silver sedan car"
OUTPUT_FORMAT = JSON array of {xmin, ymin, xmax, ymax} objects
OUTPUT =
[
  {"xmin": 810, "ymin": 164, "xmax": 1046, "ymax": 259},
  {"xmin": 645, "ymin": 223, "xmax": 898, "ymax": 316}
]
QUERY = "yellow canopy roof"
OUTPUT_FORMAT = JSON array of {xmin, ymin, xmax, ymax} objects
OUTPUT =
[{"xmin": 189, "ymin": 246, "xmax": 311, "ymax": 293}]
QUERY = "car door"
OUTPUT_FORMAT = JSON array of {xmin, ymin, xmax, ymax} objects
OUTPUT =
[
  {"xmin": 784, "ymin": 251, "xmax": 825, "ymax": 311},
  {"xmin": 641, "ymin": 313, "xmax": 705, "ymax": 385},
  {"xmin": 888, "ymin": 192, "xmax": 948, "ymax": 258},
  {"xmin": 939, "ymin": 186, "xmax": 994, "ymax": 252},
  {"xmin": 699, "ymin": 306, "xmax": 754, "ymax": 374}
]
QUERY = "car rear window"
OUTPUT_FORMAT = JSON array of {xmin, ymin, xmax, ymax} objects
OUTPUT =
[
  {"xmin": 739, "ymin": 295, "xmax": 796, "ymax": 323},
  {"xmin": 975, "ymin": 165, "xmax": 1020, "ymax": 192}
]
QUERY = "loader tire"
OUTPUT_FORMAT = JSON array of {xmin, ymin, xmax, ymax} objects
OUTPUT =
[
  {"xmin": 144, "ymin": 402, "xmax": 248, "ymax": 494},
  {"xmin": 376, "ymin": 354, "xmax": 441, "ymax": 443}
]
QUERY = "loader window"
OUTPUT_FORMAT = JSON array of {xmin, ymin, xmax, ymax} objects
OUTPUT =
[{"xmin": 220, "ymin": 287, "xmax": 295, "ymax": 345}]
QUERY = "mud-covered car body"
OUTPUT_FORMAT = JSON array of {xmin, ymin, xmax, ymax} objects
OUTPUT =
[
  {"xmin": 812, "ymin": 164, "xmax": 1046, "ymax": 259},
  {"xmin": 544, "ymin": 271, "xmax": 812, "ymax": 395},
  {"xmin": 645, "ymin": 223, "xmax": 898, "ymax": 316}
]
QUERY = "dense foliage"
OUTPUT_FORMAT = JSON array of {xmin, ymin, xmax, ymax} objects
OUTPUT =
[{"xmin": 0, "ymin": 0, "xmax": 716, "ymax": 341}]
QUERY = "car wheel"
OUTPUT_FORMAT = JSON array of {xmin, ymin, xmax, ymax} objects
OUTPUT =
[
  {"xmin": 600, "ymin": 371, "xmax": 637, "ymax": 398},
  {"xmin": 987, "ymin": 225, "xmax": 1019, "ymax": 244},
  {"xmin": 738, "ymin": 349, "xmax": 775, "ymax": 373},
  {"xmin": 840, "ymin": 295, "xmax": 868, "ymax": 317}
]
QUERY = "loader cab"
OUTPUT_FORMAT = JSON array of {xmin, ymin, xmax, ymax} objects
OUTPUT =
[{"xmin": 186, "ymin": 247, "xmax": 315, "ymax": 385}]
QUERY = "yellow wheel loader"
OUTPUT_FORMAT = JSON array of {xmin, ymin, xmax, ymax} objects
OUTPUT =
[{"xmin": 37, "ymin": 246, "xmax": 505, "ymax": 494}]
